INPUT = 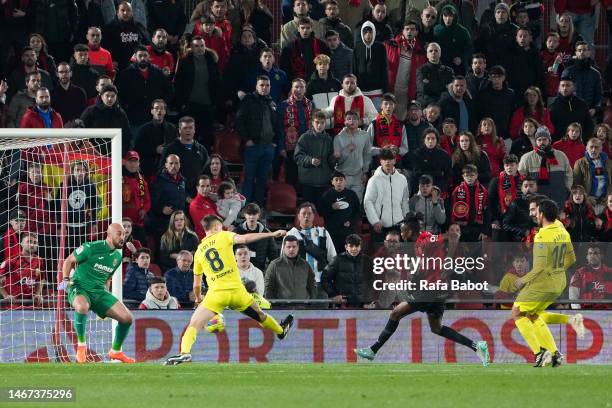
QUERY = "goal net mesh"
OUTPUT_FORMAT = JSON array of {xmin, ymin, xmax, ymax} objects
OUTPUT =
[{"xmin": 0, "ymin": 134, "xmax": 119, "ymax": 363}]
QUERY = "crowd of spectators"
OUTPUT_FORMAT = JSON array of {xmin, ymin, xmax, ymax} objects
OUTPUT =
[{"xmin": 0, "ymin": 0, "xmax": 611, "ymax": 310}]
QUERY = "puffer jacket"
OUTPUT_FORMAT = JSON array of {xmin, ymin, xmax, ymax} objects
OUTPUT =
[
  {"xmin": 321, "ymin": 252, "xmax": 374, "ymax": 306},
  {"xmin": 364, "ymin": 166, "xmax": 410, "ymax": 228}
]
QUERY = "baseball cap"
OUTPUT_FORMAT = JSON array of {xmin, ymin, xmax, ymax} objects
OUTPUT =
[{"xmin": 10, "ymin": 209, "xmax": 26, "ymax": 220}]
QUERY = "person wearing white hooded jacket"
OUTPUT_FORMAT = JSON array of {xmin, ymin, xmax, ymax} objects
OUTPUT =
[{"xmin": 364, "ymin": 147, "xmax": 410, "ymax": 242}]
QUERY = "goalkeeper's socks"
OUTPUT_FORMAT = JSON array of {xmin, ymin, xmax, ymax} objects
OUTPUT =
[
  {"xmin": 370, "ymin": 319, "xmax": 399, "ymax": 354},
  {"xmin": 180, "ymin": 326, "xmax": 199, "ymax": 354},
  {"xmin": 438, "ymin": 326, "xmax": 477, "ymax": 351},
  {"xmin": 74, "ymin": 312, "xmax": 88, "ymax": 345},
  {"xmin": 533, "ymin": 316, "xmax": 558, "ymax": 354},
  {"xmin": 260, "ymin": 315, "xmax": 283, "ymax": 335},
  {"xmin": 515, "ymin": 316, "xmax": 541, "ymax": 354},
  {"xmin": 541, "ymin": 312, "xmax": 569, "ymax": 325},
  {"xmin": 111, "ymin": 322, "xmax": 132, "ymax": 352}
]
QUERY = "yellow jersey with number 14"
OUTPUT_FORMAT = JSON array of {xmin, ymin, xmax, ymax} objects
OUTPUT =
[
  {"xmin": 521, "ymin": 220, "xmax": 575, "ymax": 295},
  {"xmin": 193, "ymin": 231, "xmax": 242, "ymax": 291}
]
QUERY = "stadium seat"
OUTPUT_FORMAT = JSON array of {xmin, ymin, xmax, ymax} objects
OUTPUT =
[
  {"xmin": 148, "ymin": 263, "xmax": 162, "ymax": 277},
  {"xmin": 266, "ymin": 183, "xmax": 297, "ymax": 215},
  {"xmin": 213, "ymin": 130, "xmax": 243, "ymax": 164}
]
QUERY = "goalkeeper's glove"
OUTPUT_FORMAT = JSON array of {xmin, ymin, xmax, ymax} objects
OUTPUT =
[
  {"xmin": 243, "ymin": 279, "xmax": 257, "ymax": 293},
  {"xmin": 57, "ymin": 278, "xmax": 70, "ymax": 291}
]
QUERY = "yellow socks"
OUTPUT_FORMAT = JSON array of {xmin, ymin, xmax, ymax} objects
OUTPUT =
[
  {"xmin": 515, "ymin": 316, "xmax": 541, "ymax": 354},
  {"xmin": 260, "ymin": 315, "xmax": 283, "ymax": 335},
  {"xmin": 533, "ymin": 316, "xmax": 558, "ymax": 353},
  {"xmin": 180, "ymin": 326, "xmax": 198, "ymax": 354},
  {"xmin": 541, "ymin": 312, "xmax": 569, "ymax": 325}
]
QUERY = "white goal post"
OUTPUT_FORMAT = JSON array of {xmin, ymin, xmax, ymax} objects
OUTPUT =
[{"xmin": 0, "ymin": 129, "xmax": 121, "ymax": 363}]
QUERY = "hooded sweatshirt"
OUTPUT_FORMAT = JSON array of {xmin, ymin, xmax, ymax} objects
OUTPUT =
[
  {"xmin": 433, "ymin": 4, "xmax": 473, "ymax": 75},
  {"xmin": 139, "ymin": 288, "xmax": 180, "ymax": 309},
  {"xmin": 352, "ymin": 21, "xmax": 389, "ymax": 93}
]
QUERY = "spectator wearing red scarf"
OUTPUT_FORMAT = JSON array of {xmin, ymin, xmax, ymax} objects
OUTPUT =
[
  {"xmin": 569, "ymin": 245, "xmax": 612, "ymax": 309},
  {"xmin": 518, "ymin": 126, "xmax": 572, "ymax": 208},
  {"xmin": 122, "ymin": 151, "xmax": 151, "ymax": 243},
  {"xmin": 488, "ymin": 154, "xmax": 524, "ymax": 242},
  {"xmin": 451, "ymin": 164, "xmax": 489, "ymax": 241}
]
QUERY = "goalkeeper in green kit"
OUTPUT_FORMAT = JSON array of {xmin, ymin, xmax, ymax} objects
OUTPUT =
[{"xmin": 59, "ymin": 223, "xmax": 136, "ymax": 363}]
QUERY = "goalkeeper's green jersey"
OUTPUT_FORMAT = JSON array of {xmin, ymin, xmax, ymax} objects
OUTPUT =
[{"xmin": 71, "ymin": 240, "xmax": 122, "ymax": 291}]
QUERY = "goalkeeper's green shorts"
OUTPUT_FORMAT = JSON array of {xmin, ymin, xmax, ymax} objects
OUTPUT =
[{"xmin": 68, "ymin": 284, "xmax": 119, "ymax": 318}]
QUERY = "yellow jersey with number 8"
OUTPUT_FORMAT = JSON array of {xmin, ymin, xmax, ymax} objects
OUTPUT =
[{"xmin": 193, "ymin": 231, "xmax": 242, "ymax": 290}]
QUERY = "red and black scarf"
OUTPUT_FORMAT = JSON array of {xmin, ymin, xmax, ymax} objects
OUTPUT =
[
  {"xmin": 452, "ymin": 181, "xmax": 488, "ymax": 225},
  {"xmin": 498, "ymin": 172, "xmax": 524, "ymax": 214},
  {"xmin": 333, "ymin": 95, "xmax": 364, "ymax": 132},
  {"xmin": 283, "ymin": 95, "xmax": 313, "ymax": 150},
  {"xmin": 534, "ymin": 146, "xmax": 558, "ymax": 184},
  {"xmin": 374, "ymin": 113, "xmax": 403, "ymax": 148}
]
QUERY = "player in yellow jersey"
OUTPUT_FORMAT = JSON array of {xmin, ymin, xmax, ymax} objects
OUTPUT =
[
  {"xmin": 512, "ymin": 199, "xmax": 577, "ymax": 367},
  {"xmin": 164, "ymin": 215, "xmax": 293, "ymax": 365}
]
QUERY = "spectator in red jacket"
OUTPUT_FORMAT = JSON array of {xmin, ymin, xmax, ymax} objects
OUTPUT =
[
  {"xmin": 384, "ymin": 21, "xmax": 426, "ymax": 120},
  {"xmin": 19, "ymin": 87, "xmax": 63, "ymax": 128},
  {"xmin": 86, "ymin": 26, "xmax": 115, "ymax": 79},
  {"xmin": 2, "ymin": 210, "xmax": 27, "ymax": 263},
  {"xmin": 552, "ymin": 122, "xmax": 585, "ymax": 168},
  {"xmin": 554, "ymin": 0, "xmax": 596, "ymax": 49},
  {"xmin": 193, "ymin": 15, "xmax": 229, "ymax": 72},
  {"xmin": 476, "ymin": 117, "xmax": 506, "ymax": 175},
  {"xmin": 17, "ymin": 163, "xmax": 53, "ymax": 236},
  {"xmin": 122, "ymin": 150, "xmax": 150, "ymax": 243},
  {"xmin": 569, "ymin": 245, "xmax": 612, "ymax": 309},
  {"xmin": 541, "ymin": 32, "xmax": 564, "ymax": 101},
  {"xmin": 146, "ymin": 28, "xmax": 175, "ymax": 77},
  {"xmin": 189, "ymin": 175, "xmax": 219, "ymax": 240},
  {"xmin": 0, "ymin": 231, "xmax": 44, "ymax": 309},
  {"xmin": 509, "ymin": 86, "xmax": 554, "ymax": 139}
]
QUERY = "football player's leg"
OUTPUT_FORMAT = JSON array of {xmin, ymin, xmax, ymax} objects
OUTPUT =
[
  {"xmin": 540, "ymin": 312, "xmax": 569, "ymax": 324},
  {"xmin": 512, "ymin": 303, "xmax": 541, "ymax": 354},
  {"xmin": 428, "ymin": 312, "xmax": 477, "ymax": 351},
  {"xmin": 105, "ymin": 300, "xmax": 135, "ymax": 363},
  {"xmin": 181, "ymin": 305, "xmax": 217, "ymax": 354},
  {"xmin": 368, "ymin": 301, "xmax": 416, "ymax": 354}
]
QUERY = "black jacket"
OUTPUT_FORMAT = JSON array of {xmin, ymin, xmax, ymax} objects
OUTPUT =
[
  {"xmin": 160, "ymin": 139, "xmax": 209, "ymax": 197},
  {"xmin": 475, "ymin": 20, "xmax": 517, "ymax": 69},
  {"xmin": 319, "ymin": 16, "xmax": 353, "ymax": 46},
  {"xmin": 145, "ymin": 0, "xmax": 187, "ymax": 37},
  {"xmin": 352, "ymin": 40, "xmax": 388, "ymax": 93},
  {"xmin": 452, "ymin": 151, "xmax": 491, "ymax": 186},
  {"xmin": 134, "ymin": 120, "xmax": 177, "ymax": 178},
  {"xmin": 234, "ymin": 221, "xmax": 278, "ymax": 272},
  {"xmin": 174, "ymin": 50, "xmax": 220, "ymax": 108},
  {"xmin": 149, "ymin": 169, "xmax": 187, "ymax": 231},
  {"xmin": 549, "ymin": 93, "xmax": 594, "ymax": 142},
  {"xmin": 505, "ymin": 44, "xmax": 545, "ymax": 101},
  {"xmin": 439, "ymin": 88, "xmax": 477, "ymax": 133},
  {"xmin": 321, "ymin": 252, "xmax": 374, "ymax": 307},
  {"xmin": 80, "ymin": 98, "xmax": 133, "ymax": 153},
  {"xmin": 476, "ymin": 82, "xmax": 516, "ymax": 139},
  {"xmin": 510, "ymin": 134, "xmax": 533, "ymax": 159},
  {"xmin": 502, "ymin": 194, "xmax": 532, "ymax": 242},
  {"xmin": 28, "ymin": 0, "xmax": 78, "ymax": 42},
  {"xmin": 224, "ymin": 40, "xmax": 268, "ymax": 100},
  {"xmin": 318, "ymin": 187, "xmax": 361, "ymax": 233},
  {"xmin": 404, "ymin": 146, "xmax": 452, "ymax": 194},
  {"xmin": 70, "ymin": 62, "xmax": 100, "ymax": 99},
  {"xmin": 487, "ymin": 173, "xmax": 524, "ymax": 223},
  {"xmin": 102, "ymin": 19, "xmax": 149, "ymax": 70},
  {"xmin": 117, "ymin": 63, "xmax": 172, "ymax": 125},
  {"xmin": 236, "ymin": 91, "xmax": 277, "ymax": 144},
  {"xmin": 416, "ymin": 61, "xmax": 455, "ymax": 108},
  {"xmin": 305, "ymin": 72, "xmax": 341, "ymax": 100}
]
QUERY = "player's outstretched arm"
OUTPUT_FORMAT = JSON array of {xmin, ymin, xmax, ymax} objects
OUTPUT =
[
  {"xmin": 61, "ymin": 254, "xmax": 77, "ymax": 281},
  {"xmin": 233, "ymin": 230, "xmax": 286, "ymax": 245}
]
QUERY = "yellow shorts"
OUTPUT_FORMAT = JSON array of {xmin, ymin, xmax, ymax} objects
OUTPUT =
[
  {"xmin": 201, "ymin": 287, "xmax": 254, "ymax": 314},
  {"xmin": 513, "ymin": 301, "xmax": 554, "ymax": 314}
]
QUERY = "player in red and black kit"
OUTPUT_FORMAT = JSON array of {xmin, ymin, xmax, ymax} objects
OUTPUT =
[
  {"xmin": 569, "ymin": 245, "xmax": 612, "ymax": 309},
  {"xmin": 354, "ymin": 213, "xmax": 490, "ymax": 365},
  {"xmin": 0, "ymin": 232, "xmax": 45, "ymax": 309}
]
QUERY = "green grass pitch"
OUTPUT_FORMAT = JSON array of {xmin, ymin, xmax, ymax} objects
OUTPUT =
[{"xmin": 2, "ymin": 363, "xmax": 611, "ymax": 408}]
